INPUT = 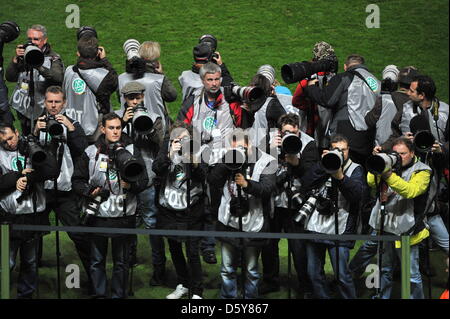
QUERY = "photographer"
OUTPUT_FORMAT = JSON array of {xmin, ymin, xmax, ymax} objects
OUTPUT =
[
  {"xmin": 292, "ymin": 41, "xmax": 336, "ymax": 151},
  {"xmin": 304, "ymin": 54, "xmax": 380, "ymax": 164},
  {"xmin": 32, "ymin": 86, "xmax": 91, "ymax": 291},
  {"xmin": 0, "ymin": 122, "xmax": 58, "ymax": 298},
  {"xmin": 179, "ymin": 38, "xmax": 234, "ymax": 104},
  {"xmin": 260, "ymin": 113, "xmax": 319, "ymax": 296},
  {"xmin": 301, "ymin": 134, "xmax": 367, "ymax": 299},
  {"xmin": 152, "ymin": 121, "xmax": 208, "ymax": 299},
  {"xmin": 366, "ymin": 66, "xmax": 419, "ymax": 149},
  {"xmin": 177, "ymin": 62, "xmax": 250, "ymax": 264},
  {"xmin": 63, "ymin": 36, "xmax": 118, "ymax": 144},
  {"xmin": 117, "ymin": 81, "xmax": 167, "ymax": 286},
  {"xmin": 367, "ymin": 137, "xmax": 432, "ymax": 299},
  {"xmin": 6, "ymin": 24, "xmax": 64, "ymax": 136},
  {"xmin": 208, "ymin": 130, "xmax": 277, "ymax": 299},
  {"xmin": 248, "ymin": 72, "xmax": 286, "ymax": 150},
  {"xmin": 119, "ymin": 41, "xmax": 177, "ymax": 132},
  {"xmin": 72, "ymin": 113, "xmax": 148, "ymax": 299}
]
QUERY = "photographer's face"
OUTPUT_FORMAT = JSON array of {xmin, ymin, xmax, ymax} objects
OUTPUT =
[
  {"xmin": 330, "ymin": 141, "xmax": 349, "ymax": 161},
  {"xmin": 281, "ymin": 124, "xmax": 299, "ymax": 136},
  {"xmin": 101, "ymin": 118, "xmax": 122, "ymax": 144},
  {"xmin": 393, "ymin": 143, "xmax": 414, "ymax": 167},
  {"xmin": 125, "ymin": 93, "xmax": 144, "ymax": 108},
  {"xmin": 45, "ymin": 92, "xmax": 65, "ymax": 116},
  {"xmin": 408, "ymin": 81, "xmax": 424, "ymax": 103},
  {"xmin": 27, "ymin": 29, "xmax": 47, "ymax": 50},
  {"xmin": 0, "ymin": 128, "xmax": 20, "ymax": 151},
  {"xmin": 202, "ymin": 72, "xmax": 222, "ymax": 94}
]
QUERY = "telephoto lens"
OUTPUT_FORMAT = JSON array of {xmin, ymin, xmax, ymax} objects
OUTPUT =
[
  {"xmin": 77, "ymin": 26, "xmax": 98, "ymax": 40},
  {"xmin": 366, "ymin": 152, "xmax": 400, "ymax": 175},
  {"xmin": 281, "ymin": 133, "xmax": 302, "ymax": 155},
  {"xmin": 281, "ymin": 57, "xmax": 337, "ymax": 84},
  {"xmin": 294, "ymin": 196, "xmax": 317, "ymax": 223},
  {"xmin": 0, "ymin": 21, "xmax": 20, "ymax": 43},
  {"xmin": 111, "ymin": 144, "xmax": 144, "ymax": 183},
  {"xmin": 414, "ymin": 130, "xmax": 435, "ymax": 153},
  {"xmin": 123, "ymin": 39, "xmax": 141, "ymax": 60},
  {"xmin": 23, "ymin": 43, "xmax": 44, "ymax": 67},
  {"xmin": 321, "ymin": 148, "xmax": 344, "ymax": 174},
  {"xmin": 231, "ymin": 85, "xmax": 265, "ymax": 103},
  {"xmin": 132, "ymin": 105, "xmax": 154, "ymax": 135},
  {"xmin": 222, "ymin": 147, "xmax": 247, "ymax": 171}
]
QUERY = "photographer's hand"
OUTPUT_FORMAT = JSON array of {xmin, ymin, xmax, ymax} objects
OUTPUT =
[
  {"xmin": 404, "ymin": 132, "xmax": 414, "ymax": 142},
  {"xmin": 21, "ymin": 168, "xmax": 34, "ymax": 175},
  {"xmin": 373, "ymin": 145, "xmax": 383, "ymax": 155},
  {"xmin": 431, "ymin": 141, "xmax": 443, "ymax": 153},
  {"xmin": 154, "ymin": 61, "xmax": 163, "ymax": 74},
  {"xmin": 307, "ymin": 79, "xmax": 319, "ymax": 86},
  {"xmin": 285, "ymin": 154, "xmax": 299, "ymax": 166},
  {"xmin": 97, "ymin": 46, "xmax": 106, "ymax": 59},
  {"xmin": 235, "ymin": 173, "xmax": 248, "ymax": 188},
  {"xmin": 34, "ymin": 116, "xmax": 47, "ymax": 136},
  {"xmin": 120, "ymin": 180, "xmax": 131, "ymax": 190},
  {"xmin": 271, "ymin": 131, "xmax": 282, "ymax": 149},
  {"xmin": 213, "ymin": 52, "xmax": 223, "ymax": 65},
  {"xmin": 13, "ymin": 45, "xmax": 25, "ymax": 63},
  {"xmin": 55, "ymin": 114, "xmax": 75, "ymax": 132},
  {"xmin": 90, "ymin": 187, "xmax": 102, "ymax": 198},
  {"xmin": 169, "ymin": 139, "xmax": 182, "ymax": 158},
  {"xmin": 123, "ymin": 106, "xmax": 134, "ymax": 123},
  {"xmin": 331, "ymin": 167, "xmax": 344, "ymax": 181},
  {"xmin": 16, "ymin": 176, "xmax": 27, "ymax": 192}
]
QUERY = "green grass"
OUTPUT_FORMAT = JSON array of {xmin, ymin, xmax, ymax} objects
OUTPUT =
[{"xmin": 1, "ymin": 0, "xmax": 449, "ymax": 299}]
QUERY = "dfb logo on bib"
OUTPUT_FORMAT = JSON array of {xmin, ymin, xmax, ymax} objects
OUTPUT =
[
  {"xmin": 366, "ymin": 77, "xmax": 378, "ymax": 92},
  {"xmin": 11, "ymin": 156, "xmax": 25, "ymax": 172},
  {"xmin": 203, "ymin": 116, "xmax": 216, "ymax": 130},
  {"xmin": 72, "ymin": 78, "xmax": 86, "ymax": 95}
]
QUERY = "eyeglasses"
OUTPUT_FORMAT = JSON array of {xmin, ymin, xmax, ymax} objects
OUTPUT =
[
  {"xmin": 125, "ymin": 94, "xmax": 143, "ymax": 100},
  {"xmin": 28, "ymin": 37, "xmax": 42, "ymax": 41}
]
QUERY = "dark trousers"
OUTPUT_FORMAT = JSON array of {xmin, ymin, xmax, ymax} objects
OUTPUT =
[
  {"xmin": 306, "ymin": 241, "xmax": 356, "ymax": 299},
  {"xmin": 90, "ymin": 235, "xmax": 131, "ymax": 299},
  {"xmin": 43, "ymin": 190, "xmax": 92, "ymax": 282},
  {"xmin": 261, "ymin": 207, "xmax": 311, "ymax": 293},
  {"xmin": 168, "ymin": 238, "xmax": 203, "ymax": 297},
  {"xmin": 10, "ymin": 236, "xmax": 38, "ymax": 298},
  {"xmin": 200, "ymin": 205, "xmax": 216, "ymax": 254}
]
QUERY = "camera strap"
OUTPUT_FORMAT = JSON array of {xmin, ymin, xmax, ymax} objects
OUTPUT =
[{"xmin": 347, "ymin": 70, "xmax": 373, "ymax": 92}]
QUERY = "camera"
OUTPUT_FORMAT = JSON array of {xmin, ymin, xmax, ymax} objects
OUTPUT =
[
  {"xmin": 131, "ymin": 103, "xmax": 154, "ymax": 135},
  {"xmin": 77, "ymin": 26, "xmax": 98, "ymax": 40},
  {"xmin": 18, "ymin": 135, "xmax": 46, "ymax": 165},
  {"xmin": 42, "ymin": 115, "xmax": 64, "ymax": 137},
  {"xmin": 18, "ymin": 41, "xmax": 44, "ymax": 68},
  {"xmin": 108, "ymin": 143, "xmax": 144, "ymax": 183},
  {"xmin": 221, "ymin": 146, "xmax": 247, "ymax": 171},
  {"xmin": 224, "ymin": 83, "xmax": 265, "ymax": 104},
  {"xmin": 315, "ymin": 179, "xmax": 337, "ymax": 216},
  {"xmin": 321, "ymin": 148, "xmax": 344, "ymax": 174},
  {"xmin": 0, "ymin": 21, "xmax": 20, "ymax": 44},
  {"xmin": 280, "ymin": 131, "xmax": 302, "ymax": 155},
  {"xmin": 229, "ymin": 195, "xmax": 249, "ymax": 218},
  {"xmin": 198, "ymin": 34, "xmax": 219, "ymax": 62},
  {"xmin": 294, "ymin": 196, "xmax": 317, "ymax": 223},
  {"xmin": 366, "ymin": 152, "xmax": 401, "ymax": 175},
  {"xmin": 123, "ymin": 38, "xmax": 140, "ymax": 60},
  {"xmin": 414, "ymin": 130, "xmax": 435, "ymax": 153},
  {"xmin": 281, "ymin": 55, "xmax": 338, "ymax": 84},
  {"xmin": 82, "ymin": 188, "xmax": 110, "ymax": 225}
]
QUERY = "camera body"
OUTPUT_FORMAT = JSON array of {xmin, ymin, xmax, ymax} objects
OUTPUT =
[
  {"xmin": 41, "ymin": 115, "xmax": 64, "ymax": 137},
  {"xmin": 82, "ymin": 187, "xmax": 110, "ymax": 225},
  {"xmin": 281, "ymin": 55, "xmax": 338, "ymax": 84}
]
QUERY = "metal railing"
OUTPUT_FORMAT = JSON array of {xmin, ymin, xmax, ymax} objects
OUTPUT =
[{"xmin": 1, "ymin": 223, "xmax": 410, "ymax": 299}]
